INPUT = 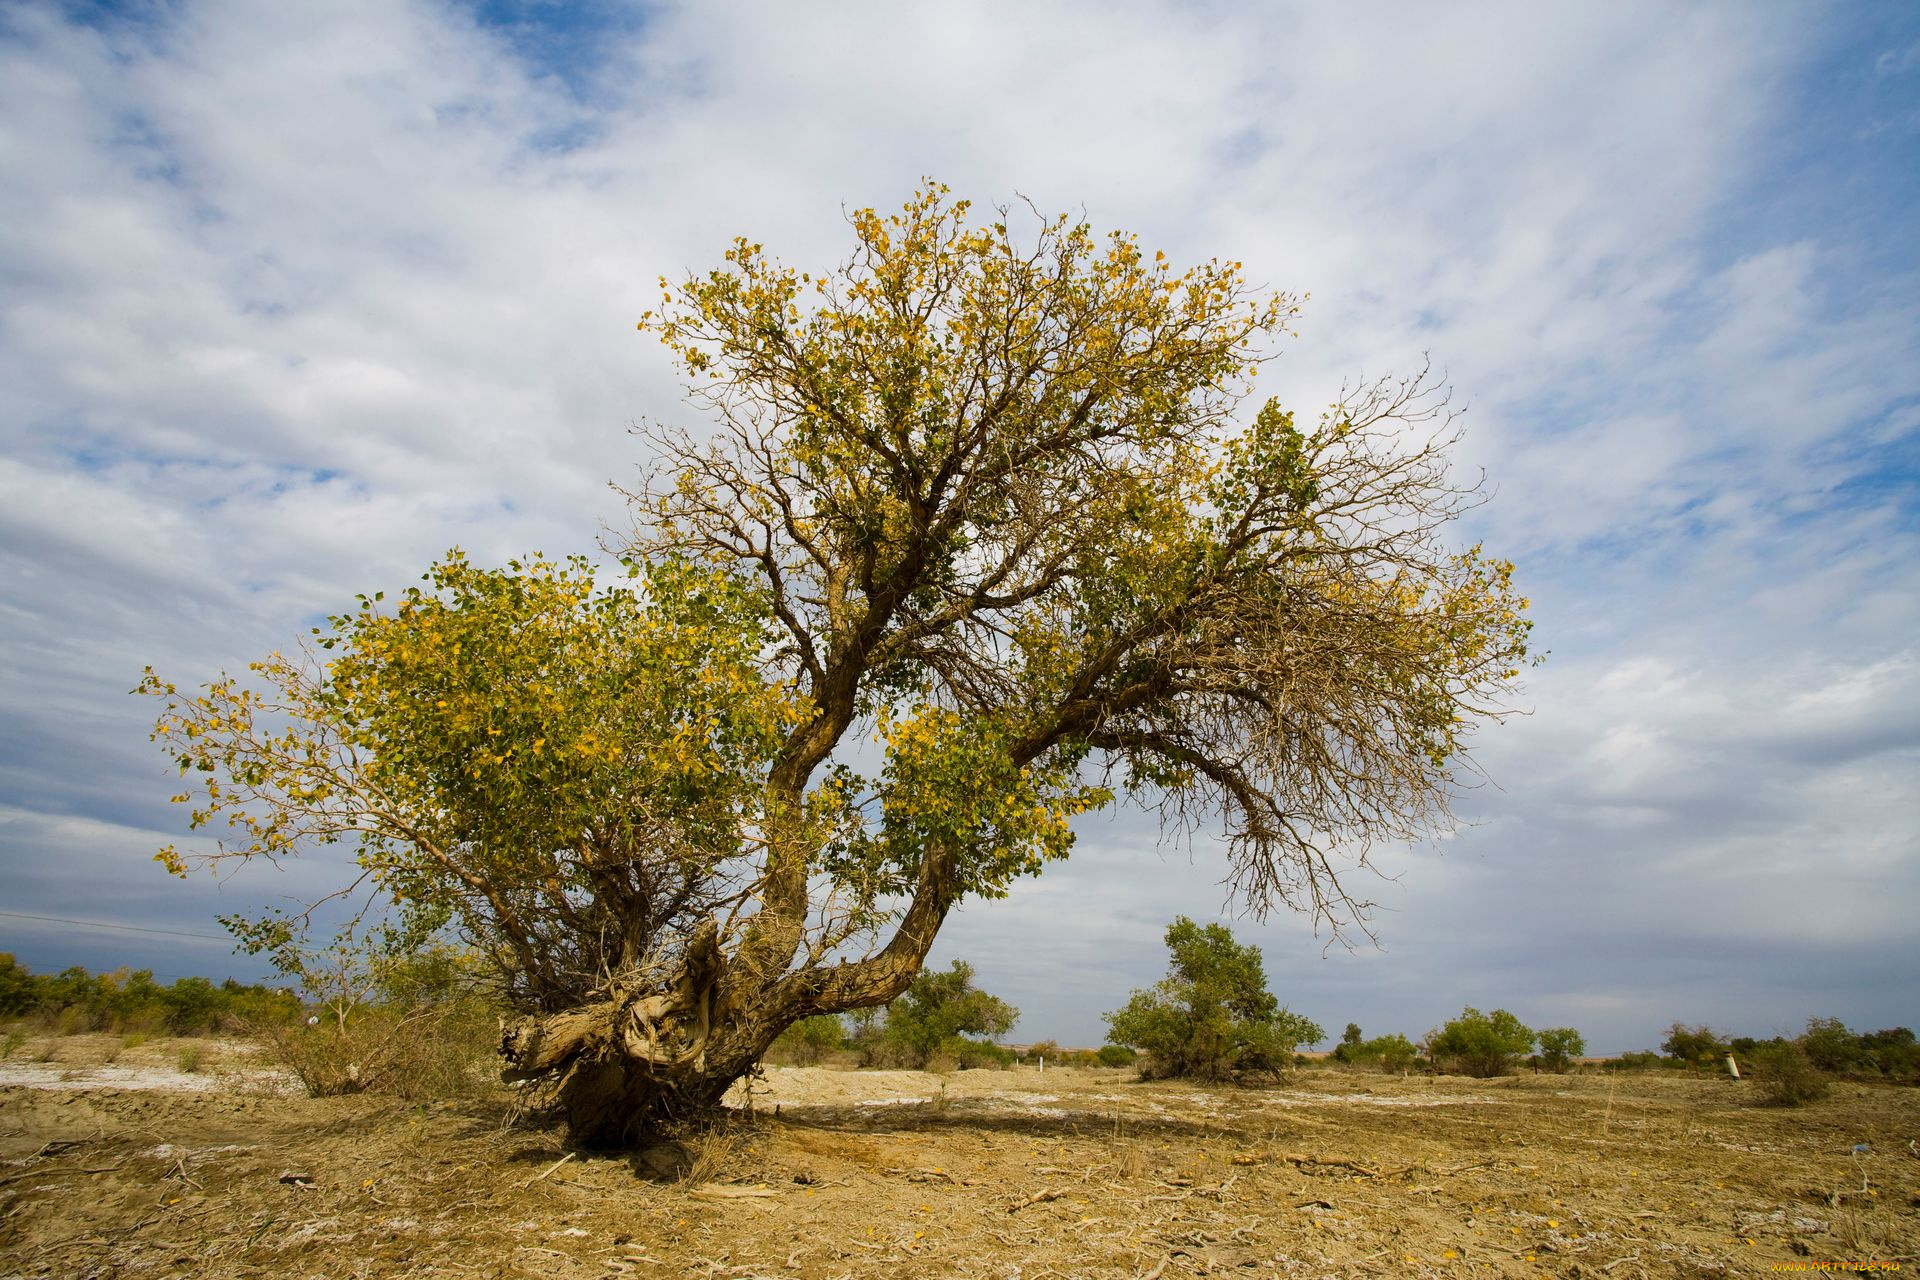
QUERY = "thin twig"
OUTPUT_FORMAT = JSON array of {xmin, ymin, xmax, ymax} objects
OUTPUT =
[{"xmin": 519, "ymin": 1151, "xmax": 576, "ymax": 1188}]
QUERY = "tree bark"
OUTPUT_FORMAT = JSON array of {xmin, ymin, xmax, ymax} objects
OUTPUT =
[{"xmin": 498, "ymin": 845, "xmax": 963, "ymax": 1147}]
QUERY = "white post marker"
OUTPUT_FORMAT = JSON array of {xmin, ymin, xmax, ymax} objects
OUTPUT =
[
  {"xmin": 1724, "ymin": 1053, "xmax": 1741, "ymax": 1080},
  {"xmin": 1038, "ymin": 1055, "xmax": 1044, "ymax": 1075}
]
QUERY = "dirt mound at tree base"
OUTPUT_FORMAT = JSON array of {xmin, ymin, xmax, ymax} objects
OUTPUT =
[{"xmin": 2, "ymin": 1059, "xmax": 1914, "ymax": 1276}]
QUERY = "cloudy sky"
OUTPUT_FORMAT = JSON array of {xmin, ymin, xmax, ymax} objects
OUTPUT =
[{"xmin": 2, "ymin": 1, "xmax": 1915, "ymax": 1055}]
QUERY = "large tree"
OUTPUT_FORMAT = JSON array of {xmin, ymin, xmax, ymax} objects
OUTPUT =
[{"xmin": 142, "ymin": 183, "xmax": 1532, "ymax": 1146}]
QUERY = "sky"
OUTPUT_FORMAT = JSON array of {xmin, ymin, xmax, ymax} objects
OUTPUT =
[{"xmin": 1, "ymin": 0, "xmax": 1915, "ymax": 1055}]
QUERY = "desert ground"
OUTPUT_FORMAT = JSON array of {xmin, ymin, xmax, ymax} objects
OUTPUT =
[{"xmin": 2, "ymin": 1033, "xmax": 1916, "ymax": 1278}]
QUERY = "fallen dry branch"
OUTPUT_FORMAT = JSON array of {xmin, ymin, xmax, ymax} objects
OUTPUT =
[
  {"xmin": 0, "ymin": 1163, "xmax": 126, "ymax": 1186},
  {"xmin": 1009, "ymin": 1187, "xmax": 1069, "ymax": 1212},
  {"xmin": 688, "ymin": 1182, "xmax": 780, "ymax": 1199},
  {"xmin": 1279, "ymin": 1153, "xmax": 1382, "ymax": 1177},
  {"xmin": 517, "ymin": 1151, "xmax": 576, "ymax": 1188}
]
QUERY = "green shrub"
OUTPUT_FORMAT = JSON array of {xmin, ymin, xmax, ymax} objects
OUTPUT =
[
  {"xmin": 176, "ymin": 1043, "xmax": 204, "ymax": 1074},
  {"xmin": 1536, "ymin": 1026, "xmax": 1585, "ymax": 1073},
  {"xmin": 1024, "ymin": 1038, "xmax": 1062, "ymax": 1065},
  {"xmin": 765, "ymin": 1014, "xmax": 845, "ymax": 1066},
  {"xmin": 1097, "ymin": 1044, "xmax": 1136, "ymax": 1068},
  {"xmin": 1859, "ymin": 1027, "xmax": 1919, "ymax": 1081},
  {"xmin": 0, "ymin": 955, "xmax": 36, "ymax": 1018},
  {"xmin": 1662, "ymin": 1023, "xmax": 1727, "ymax": 1068},
  {"xmin": 852, "ymin": 961, "xmax": 1017, "ymax": 1070},
  {"xmin": 1604, "ymin": 1050, "xmax": 1663, "ymax": 1072},
  {"xmin": 946, "ymin": 1036, "xmax": 1014, "ymax": 1069},
  {"xmin": 1750, "ymin": 1040, "xmax": 1829, "ymax": 1106},
  {"xmin": 1427, "ymin": 1008, "xmax": 1535, "ymax": 1078},
  {"xmin": 1345, "ymin": 1032, "xmax": 1418, "ymax": 1073},
  {"xmin": 0, "ymin": 957, "xmax": 302, "ymax": 1035},
  {"xmin": 1104, "ymin": 917, "xmax": 1323, "ymax": 1083}
]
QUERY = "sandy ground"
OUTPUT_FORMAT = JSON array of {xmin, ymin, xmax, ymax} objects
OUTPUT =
[{"xmin": 2, "ymin": 1033, "xmax": 1917, "ymax": 1278}]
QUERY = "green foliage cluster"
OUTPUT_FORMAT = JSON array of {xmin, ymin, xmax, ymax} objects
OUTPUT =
[
  {"xmin": 1332, "ymin": 1027, "xmax": 1419, "ymax": 1073},
  {"xmin": 852, "ymin": 961, "xmax": 1017, "ymax": 1070},
  {"xmin": 1426, "ymin": 1007, "xmax": 1536, "ymax": 1078},
  {"xmin": 1747, "ymin": 1039, "xmax": 1830, "ymax": 1106},
  {"xmin": 1104, "ymin": 918, "xmax": 1323, "ymax": 1082},
  {"xmin": 1796, "ymin": 1018, "xmax": 1918, "ymax": 1081},
  {"xmin": 1724, "ymin": 1019, "xmax": 1917, "ymax": 1087},
  {"xmin": 1662, "ymin": 1023, "xmax": 1729, "ymax": 1068},
  {"xmin": 0, "ymin": 953, "xmax": 300, "ymax": 1035},
  {"xmin": 765, "ymin": 1014, "xmax": 847, "ymax": 1066},
  {"xmin": 1611, "ymin": 1017, "xmax": 1914, "ymax": 1092},
  {"xmin": 1601, "ymin": 1050, "xmax": 1664, "ymax": 1072},
  {"xmin": 1534, "ymin": 1026, "xmax": 1586, "ymax": 1073},
  {"xmin": 1096, "ymin": 1044, "xmax": 1137, "ymax": 1068}
]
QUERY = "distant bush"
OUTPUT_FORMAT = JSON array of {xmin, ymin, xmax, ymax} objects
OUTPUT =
[
  {"xmin": 1104, "ymin": 917, "xmax": 1323, "ymax": 1083},
  {"xmin": 1350, "ymin": 1032, "xmax": 1419, "ymax": 1074},
  {"xmin": 947, "ymin": 1037, "xmax": 1015, "ymax": 1069},
  {"xmin": 1858, "ymin": 1027, "xmax": 1919, "ymax": 1082},
  {"xmin": 1427, "ymin": 1008, "xmax": 1535, "ymax": 1078},
  {"xmin": 1535, "ymin": 1027, "xmax": 1586, "ymax": 1073},
  {"xmin": 852, "ymin": 961, "xmax": 1017, "ymax": 1071},
  {"xmin": 1603, "ymin": 1050, "xmax": 1664, "ymax": 1072},
  {"xmin": 1023, "ymin": 1039, "xmax": 1062, "ymax": 1065},
  {"xmin": 1788, "ymin": 1018, "xmax": 1918, "ymax": 1083},
  {"xmin": 1750, "ymin": 1040, "xmax": 1829, "ymax": 1106},
  {"xmin": 1662, "ymin": 1023, "xmax": 1728, "ymax": 1069},
  {"xmin": 0, "ymin": 954, "xmax": 302, "ymax": 1035},
  {"xmin": 1097, "ymin": 1044, "xmax": 1137, "ymax": 1068},
  {"xmin": 765, "ymin": 1014, "xmax": 845, "ymax": 1066}
]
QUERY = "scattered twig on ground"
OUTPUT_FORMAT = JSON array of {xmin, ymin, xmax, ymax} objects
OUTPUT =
[
  {"xmin": 518, "ymin": 1150, "xmax": 575, "ymax": 1188},
  {"xmin": 1279, "ymin": 1153, "xmax": 1382, "ymax": 1177},
  {"xmin": 688, "ymin": 1182, "xmax": 779, "ymax": 1199},
  {"xmin": 0, "ymin": 1162, "xmax": 126, "ymax": 1186},
  {"xmin": 1009, "ymin": 1187, "xmax": 1068, "ymax": 1212}
]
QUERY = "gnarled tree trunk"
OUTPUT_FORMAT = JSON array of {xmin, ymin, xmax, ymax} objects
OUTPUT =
[{"xmin": 499, "ymin": 852, "xmax": 958, "ymax": 1147}]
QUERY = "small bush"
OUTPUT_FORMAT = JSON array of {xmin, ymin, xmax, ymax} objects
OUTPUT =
[
  {"xmin": 2, "ymin": 1029, "xmax": 26, "ymax": 1059},
  {"xmin": 1025, "ymin": 1039, "xmax": 1062, "ymax": 1065},
  {"xmin": 1428, "ymin": 1008, "xmax": 1535, "ymax": 1078},
  {"xmin": 1751, "ymin": 1041, "xmax": 1829, "ymax": 1106},
  {"xmin": 764, "ymin": 1014, "xmax": 845, "ymax": 1066},
  {"xmin": 121, "ymin": 1031, "xmax": 149, "ymax": 1050},
  {"xmin": 1097, "ymin": 1044, "xmax": 1137, "ymax": 1068},
  {"xmin": 1536, "ymin": 1027, "xmax": 1585, "ymax": 1073},
  {"xmin": 1345, "ymin": 1032, "xmax": 1418, "ymax": 1074},
  {"xmin": 1104, "ymin": 917, "xmax": 1324, "ymax": 1083},
  {"xmin": 851, "ymin": 961, "xmax": 1018, "ymax": 1070},
  {"xmin": 1604, "ymin": 1050, "xmax": 1663, "ymax": 1072},
  {"xmin": 946, "ymin": 1036, "xmax": 1014, "ymax": 1069},
  {"xmin": 265, "ymin": 999, "xmax": 496, "ymax": 1101},
  {"xmin": 1662, "ymin": 1023, "xmax": 1728, "ymax": 1069},
  {"xmin": 176, "ymin": 1044, "xmax": 204, "ymax": 1074}
]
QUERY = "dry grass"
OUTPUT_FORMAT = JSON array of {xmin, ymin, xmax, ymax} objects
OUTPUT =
[{"xmin": 1, "ymin": 1051, "xmax": 1916, "ymax": 1277}]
